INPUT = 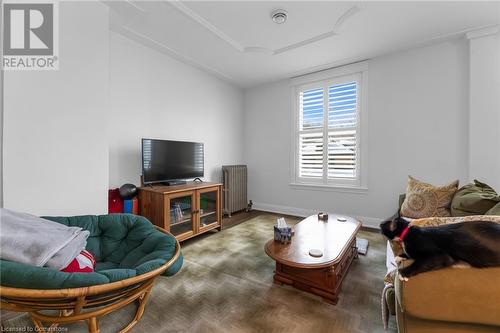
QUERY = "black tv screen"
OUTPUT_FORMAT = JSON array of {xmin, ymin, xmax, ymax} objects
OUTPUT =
[{"xmin": 142, "ymin": 139, "xmax": 204, "ymax": 184}]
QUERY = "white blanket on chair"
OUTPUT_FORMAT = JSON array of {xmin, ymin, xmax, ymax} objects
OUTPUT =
[{"xmin": 0, "ymin": 208, "xmax": 89, "ymax": 270}]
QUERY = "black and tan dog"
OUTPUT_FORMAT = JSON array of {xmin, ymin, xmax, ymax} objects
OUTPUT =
[{"xmin": 380, "ymin": 212, "xmax": 500, "ymax": 281}]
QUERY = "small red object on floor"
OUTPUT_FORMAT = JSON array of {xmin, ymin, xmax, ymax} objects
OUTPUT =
[
  {"xmin": 132, "ymin": 197, "xmax": 139, "ymax": 214},
  {"xmin": 108, "ymin": 188, "xmax": 123, "ymax": 213}
]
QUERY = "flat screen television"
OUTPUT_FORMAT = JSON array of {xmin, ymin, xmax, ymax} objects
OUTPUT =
[{"xmin": 142, "ymin": 138, "xmax": 204, "ymax": 184}]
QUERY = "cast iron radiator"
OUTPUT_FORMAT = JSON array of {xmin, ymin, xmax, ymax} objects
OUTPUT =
[{"xmin": 222, "ymin": 165, "xmax": 247, "ymax": 217}]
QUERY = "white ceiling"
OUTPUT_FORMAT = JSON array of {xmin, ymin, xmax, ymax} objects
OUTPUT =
[{"xmin": 107, "ymin": 1, "xmax": 500, "ymax": 88}]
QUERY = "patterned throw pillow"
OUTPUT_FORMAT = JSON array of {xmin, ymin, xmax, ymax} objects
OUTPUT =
[{"xmin": 400, "ymin": 176, "xmax": 459, "ymax": 219}]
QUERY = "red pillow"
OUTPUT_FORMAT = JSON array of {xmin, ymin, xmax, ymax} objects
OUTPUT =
[{"xmin": 60, "ymin": 250, "xmax": 96, "ymax": 273}]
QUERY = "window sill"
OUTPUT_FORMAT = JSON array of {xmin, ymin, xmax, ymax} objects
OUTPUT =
[{"xmin": 289, "ymin": 182, "xmax": 368, "ymax": 194}]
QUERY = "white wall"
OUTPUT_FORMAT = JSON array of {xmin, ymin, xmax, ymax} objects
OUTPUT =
[
  {"xmin": 244, "ymin": 39, "xmax": 470, "ymax": 226},
  {"xmin": 467, "ymin": 29, "xmax": 500, "ymax": 190},
  {"xmin": 108, "ymin": 32, "xmax": 244, "ymax": 188},
  {"xmin": 3, "ymin": 2, "xmax": 110, "ymax": 215},
  {"xmin": 0, "ymin": 2, "xmax": 3, "ymax": 207},
  {"xmin": 2, "ymin": 2, "xmax": 492, "ymax": 223},
  {"xmin": 2, "ymin": 4, "xmax": 245, "ymax": 215}
]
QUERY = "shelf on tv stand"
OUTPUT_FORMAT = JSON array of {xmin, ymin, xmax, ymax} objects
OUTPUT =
[
  {"xmin": 138, "ymin": 182, "xmax": 223, "ymax": 242},
  {"xmin": 200, "ymin": 211, "xmax": 216, "ymax": 218},
  {"xmin": 169, "ymin": 217, "xmax": 192, "ymax": 226}
]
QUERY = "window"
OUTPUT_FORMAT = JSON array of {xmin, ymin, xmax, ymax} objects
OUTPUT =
[{"xmin": 291, "ymin": 63, "xmax": 367, "ymax": 189}]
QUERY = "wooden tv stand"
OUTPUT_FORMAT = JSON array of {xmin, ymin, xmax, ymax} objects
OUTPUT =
[{"xmin": 138, "ymin": 182, "xmax": 222, "ymax": 241}]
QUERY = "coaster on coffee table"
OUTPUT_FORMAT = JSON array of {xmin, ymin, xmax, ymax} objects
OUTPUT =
[{"xmin": 309, "ymin": 249, "xmax": 323, "ymax": 257}]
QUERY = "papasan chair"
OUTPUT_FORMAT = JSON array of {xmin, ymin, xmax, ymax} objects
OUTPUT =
[{"xmin": 0, "ymin": 214, "xmax": 183, "ymax": 333}]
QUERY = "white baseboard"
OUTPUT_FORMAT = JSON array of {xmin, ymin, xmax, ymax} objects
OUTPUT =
[{"xmin": 252, "ymin": 202, "xmax": 382, "ymax": 229}]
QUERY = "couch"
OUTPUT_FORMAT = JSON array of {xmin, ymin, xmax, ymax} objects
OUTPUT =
[
  {"xmin": 393, "ymin": 264, "xmax": 500, "ymax": 333},
  {"xmin": 382, "ymin": 195, "xmax": 500, "ymax": 333}
]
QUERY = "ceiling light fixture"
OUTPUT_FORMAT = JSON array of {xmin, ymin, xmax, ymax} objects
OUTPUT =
[{"xmin": 271, "ymin": 9, "xmax": 287, "ymax": 24}]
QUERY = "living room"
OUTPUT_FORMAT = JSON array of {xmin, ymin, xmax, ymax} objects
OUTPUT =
[{"xmin": 1, "ymin": 1, "xmax": 499, "ymax": 332}]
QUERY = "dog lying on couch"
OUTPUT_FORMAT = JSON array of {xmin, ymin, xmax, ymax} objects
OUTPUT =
[
  {"xmin": 381, "ymin": 214, "xmax": 500, "ymax": 333},
  {"xmin": 380, "ymin": 211, "xmax": 500, "ymax": 281}
]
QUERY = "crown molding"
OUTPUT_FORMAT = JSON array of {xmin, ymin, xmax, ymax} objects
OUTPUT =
[
  {"xmin": 333, "ymin": 5, "xmax": 363, "ymax": 34},
  {"xmin": 166, "ymin": 0, "xmax": 245, "ymax": 52},
  {"xmin": 111, "ymin": 24, "xmax": 238, "ymax": 85},
  {"xmin": 274, "ymin": 30, "xmax": 337, "ymax": 55},
  {"xmin": 165, "ymin": 1, "xmax": 362, "ymax": 56},
  {"xmin": 108, "ymin": 2, "xmax": 498, "ymax": 88},
  {"xmin": 465, "ymin": 25, "xmax": 500, "ymax": 40},
  {"xmin": 274, "ymin": 5, "xmax": 362, "ymax": 55},
  {"xmin": 124, "ymin": 0, "xmax": 146, "ymax": 13},
  {"xmin": 260, "ymin": 23, "xmax": 498, "ymax": 88}
]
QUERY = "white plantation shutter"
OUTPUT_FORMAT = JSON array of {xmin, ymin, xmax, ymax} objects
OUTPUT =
[
  {"xmin": 300, "ymin": 88, "xmax": 324, "ymax": 130},
  {"xmin": 328, "ymin": 130, "xmax": 356, "ymax": 178},
  {"xmin": 299, "ymin": 88, "xmax": 324, "ymax": 178},
  {"xmin": 328, "ymin": 82, "xmax": 357, "ymax": 129},
  {"xmin": 327, "ymin": 82, "xmax": 358, "ymax": 179},
  {"xmin": 299, "ymin": 132, "xmax": 323, "ymax": 178},
  {"xmin": 295, "ymin": 73, "xmax": 362, "ymax": 187}
]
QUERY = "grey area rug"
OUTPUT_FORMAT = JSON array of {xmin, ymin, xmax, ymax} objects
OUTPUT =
[{"xmin": 3, "ymin": 214, "xmax": 397, "ymax": 333}]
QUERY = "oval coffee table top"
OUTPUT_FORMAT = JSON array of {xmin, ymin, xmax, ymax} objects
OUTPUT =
[{"xmin": 265, "ymin": 214, "xmax": 361, "ymax": 269}]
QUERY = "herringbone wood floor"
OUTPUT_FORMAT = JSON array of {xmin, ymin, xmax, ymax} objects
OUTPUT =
[{"xmin": 3, "ymin": 212, "xmax": 397, "ymax": 333}]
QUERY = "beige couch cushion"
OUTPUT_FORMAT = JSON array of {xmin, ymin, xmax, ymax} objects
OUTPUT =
[{"xmin": 395, "ymin": 266, "xmax": 500, "ymax": 327}]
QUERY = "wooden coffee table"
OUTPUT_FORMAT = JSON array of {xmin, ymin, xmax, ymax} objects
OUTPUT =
[{"xmin": 265, "ymin": 214, "xmax": 361, "ymax": 304}]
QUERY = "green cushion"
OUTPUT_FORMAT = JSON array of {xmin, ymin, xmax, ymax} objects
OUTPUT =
[
  {"xmin": 486, "ymin": 202, "xmax": 500, "ymax": 216},
  {"xmin": 95, "ymin": 261, "xmax": 119, "ymax": 271},
  {"xmin": 0, "ymin": 214, "xmax": 183, "ymax": 289},
  {"xmin": 0, "ymin": 260, "xmax": 109, "ymax": 289},
  {"xmin": 99, "ymin": 268, "xmax": 136, "ymax": 282},
  {"xmin": 451, "ymin": 180, "xmax": 500, "ymax": 217}
]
